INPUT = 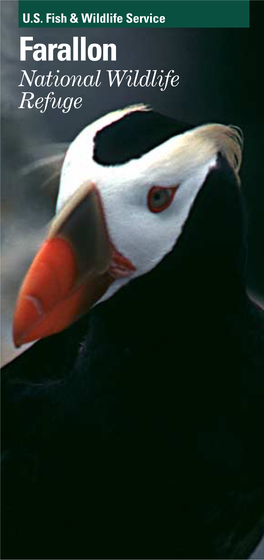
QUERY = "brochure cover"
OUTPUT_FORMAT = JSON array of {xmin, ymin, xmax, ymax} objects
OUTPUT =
[{"xmin": 1, "ymin": 1, "xmax": 264, "ymax": 558}]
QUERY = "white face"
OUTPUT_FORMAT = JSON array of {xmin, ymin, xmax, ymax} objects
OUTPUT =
[{"xmin": 57, "ymin": 107, "xmax": 218, "ymax": 303}]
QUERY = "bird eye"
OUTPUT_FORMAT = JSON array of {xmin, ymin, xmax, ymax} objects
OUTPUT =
[{"xmin": 147, "ymin": 186, "xmax": 178, "ymax": 213}]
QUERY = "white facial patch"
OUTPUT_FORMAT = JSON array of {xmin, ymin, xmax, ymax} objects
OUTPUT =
[{"xmin": 96, "ymin": 154, "xmax": 216, "ymax": 302}]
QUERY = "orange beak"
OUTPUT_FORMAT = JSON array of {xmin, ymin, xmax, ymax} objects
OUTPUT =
[{"xmin": 13, "ymin": 182, "xmax": 135, "ymax": 347}]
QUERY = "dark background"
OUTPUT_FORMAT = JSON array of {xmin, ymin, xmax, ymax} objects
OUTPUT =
[{"xmin": 1, "ymin": 0, "xmax": 264, "ymax": 363}]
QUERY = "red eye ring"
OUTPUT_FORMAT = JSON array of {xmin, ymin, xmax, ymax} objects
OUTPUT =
[{"xmin": 147, "ymin": 185, "xmax": 179, "ymax": 214}]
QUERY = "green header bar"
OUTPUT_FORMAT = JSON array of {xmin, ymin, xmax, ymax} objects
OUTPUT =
[{"xmin": 19, "ymin": 1, "xmax": 249, "ymax": 28}]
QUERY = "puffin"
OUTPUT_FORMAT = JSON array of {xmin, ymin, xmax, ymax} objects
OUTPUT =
[{"xmin": 2, "ymin": 105, "xmax": 264, "ymax": 560}]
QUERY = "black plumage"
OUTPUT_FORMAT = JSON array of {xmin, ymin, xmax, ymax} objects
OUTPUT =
[
  {"xmin": 2, "ymin": 154, "xmax": 264, "ymax": 559},
  {"xmin": 93, "ymin": 109, "xmax": 192, "ymax": 165}
]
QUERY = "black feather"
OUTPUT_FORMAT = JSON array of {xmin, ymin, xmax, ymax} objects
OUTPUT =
[
  {"xmin": 93, "ymin": 109, "xmax": 193, "ymax": 165},
  {"xmin": 2, "ymin": 155, "xmax": 264, "ymax": 559}
]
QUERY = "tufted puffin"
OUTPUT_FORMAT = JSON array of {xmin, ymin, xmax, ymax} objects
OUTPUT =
[{"xmin": 2, "ymin": 105, "xmax": 264, "ymax": 559}]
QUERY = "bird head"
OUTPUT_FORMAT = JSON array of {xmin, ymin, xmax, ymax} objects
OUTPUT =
[{"xmin": 13, "ymin": 105, "xmax": 242, "ymax": 347}]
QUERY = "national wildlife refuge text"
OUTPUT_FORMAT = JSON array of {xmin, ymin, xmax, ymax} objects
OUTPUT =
[{"xmin": 18, "ymin": 37, "xmax": 180, "ymax": 114}]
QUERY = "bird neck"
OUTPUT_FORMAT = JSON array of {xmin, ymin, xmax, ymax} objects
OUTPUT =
[{"xmin": 94, "ymin": 258, "xmax": 246, "ymax": 353}]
